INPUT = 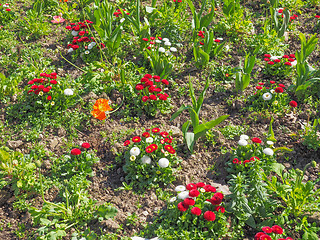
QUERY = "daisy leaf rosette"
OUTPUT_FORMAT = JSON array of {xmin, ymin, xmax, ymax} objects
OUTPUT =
[
  {"xmin": 134, "ymin": 73, "xmax": 172, "ymax": 116},
  {"xmin": 122, "ymin": 127, "xmax": 181, "ymax": 190},
  {"xmin": 146, "ymin": 183, "xmax": 229, "ymax": 239},
  {"xmin": 246, "ymin": 80, "xmax": 295, "ymax": 114},
  {"xmin": 226, "ymin": 136, "xmax": 276, "ymax": 174},
  {"xmin": 65, "ymin": 20, "xmax": 105, "ymax": 62},
  {"xmin": 262, "ymin": 53, "xmax": 295, "ymax": 79},
  {"xmin": 142, "ymin": 36, "xmax": 178, "ymax": 78}
]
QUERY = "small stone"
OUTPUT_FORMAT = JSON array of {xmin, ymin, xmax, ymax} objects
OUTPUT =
[
  {"xmin": 83, "ymin": 92, "xmax": 98, "ymax": 102},
  {"xmin": 7, "ymin": 140, "xmax": 23, "ymax": 149},
  {"xmin": 49, "ymin": 138, "xmax": 59, "ymax": 149},
  {"xmin": 170, "ymin": 126, "xmax": 182, "ymax": 137},
  {"xmin": 142, "ymin": 211, "xmax": 149, "ymax": 216},
  {"xmin": 150, "ymin": 192, "xmax": 157, "ymax": 200},
  {"xmin": 58, "ymin": 128, "xmax": 66, "ymax": 137},
  {"xmin": 117, "ymin": 168, "xmax": 121, "ymax": 174},
  {"xmin": 211, "ymin": 183, "xmax": 231, "ymax": 195},
  {"xmin": 120, "ymin": 177, "xmax": 124, "ymax": 181},
  {"xmin": 42, "ymin": 160, "xmax": 51, "ymax": 169},
  {"xmin": 102, "ymin": 218, "xmax": 119, "ymax": 230}
]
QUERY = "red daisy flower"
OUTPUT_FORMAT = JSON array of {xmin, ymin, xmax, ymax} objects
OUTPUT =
[
  {"xmin": 71, "ymin": 148, "xmax": 81, "ymax": 155},
  {"xmin": 81, "ymin": 142, "xmax": 90, "ymax": 149},
  {"xmin": 252, "ymin": 137, "xmax": 262, "ymax": 143},
  {"xmin": 132, "ymin": 136, "xmax": 141, "ymax": 143},
  {"xmin": 191, "ymin": 207, "xmax": 202, "ymax": 216},
  {"xmin": 289, "ymin": 100, "xmax": 297, "ymax": 108},
  {"xmin": 203, "ymin": 211, "xmax": 216, "ymax": 221},
  {"xmin": 152, "ymin": 128, "xmax": 160, "ymax": 133}
]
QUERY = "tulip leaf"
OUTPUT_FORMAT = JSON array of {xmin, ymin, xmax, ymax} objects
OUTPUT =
[{"xmin": 194, "ymin": 115, "xmax": 229, "ymax": 135}]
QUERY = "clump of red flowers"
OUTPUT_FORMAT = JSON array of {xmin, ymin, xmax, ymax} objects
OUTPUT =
[
  {"xmin": 135, "ymin": 74, "xmax": 170, "ymax": 103},
  {"xmin": 263, "ymin": 53, "xmax": 296, "ymax": 68},
  {"xmin": 232, "ymin": 156, "xmax": 259, "ymax": 166},
  {"xmin": 113, "ymin": 8, "xmax": 130, "ymax": 17},
  {"xmin": 123, "ymin": 127, "xmax": 176, "ymax": 155},
  {"xmin": 27, "ymin": 72, "xmax": 58, "ymax": 101},
  {"xmin": 255, "ymin": 225, "xmax": 292, "ymax": 240},
  {"xmin": 65, "ymin": 20, "xmax": 105, "ymax": 53},
  {"xmin": 197, "ymin": 30, "xmax": 222, "ymax": 45},
  {"xmin": 174, "ymin": 182, "xmax": 226, "ymax": 223}
]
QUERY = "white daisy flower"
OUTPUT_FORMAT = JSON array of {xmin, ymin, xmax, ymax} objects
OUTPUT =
[
  {"xmin": 169, "ymin": 197, "xmax": 177, "ymax": 202},
  {"xmin": 170, "ymin": 47, "xmax": 177, "ymax": 52},
  {"xmin": 146, "ymin": 6, "xmax": 156, "ymax": 13},
  {"xmin": 159, "ymin": 47, "xmax": 165, "ymax": 53},
  {"xmin": 263, "ymin": 148, "xmax": 274, "ymax": 156},
  {"xmin": 130, "ymin": 147, "xmax": 140, "ymax": 156},
  {"xmin": 175, "ymin": 185, "xmax": 186, "ymax": 192},
  {"xmin": 270, "ymin": 89, "xmax": 275, "ymax": 94},
  {"xmin": 158, "ymin": 158, "xmax": 169, "ymax": 168},
  {"xmin": 238, "ymin": 139, "xmax": 248, "ymax": 146},
  {"xmin": 270, "ymin": 56, "xmax": 281, "ymax": 60},
  {"xmin": 68, "ymin": 48, "xmax": 74, "ymax": 53},
  {"xmin": 217, "ymin": 37, "xmax": 223, "ymax": 41},
  {"xmin": 141, "ymin": 155, "xmax": 151, "ymax": 164},
  {"xmin": 39, "ymin": 91, "xmax": 43, "ymax": 96},
  {"xmin": 164, "ymin": 41, "xmax": 171, "ymax": 46},
  {"xmin": 266, "ymin": 141, "xmax": 274, "ymax": 145},
  {"xmin": 155, "ymin": 40, "xmax": 161, "ymax": 43},
  {"xmin": 240, "ymin": 134, "xmax": 249, "ymax": 140},
  {"xmin": 85, "ymin": 50, "xmax": 90, "ymax": 54},
  {"xmin": 64, "ymin": 89, "xmax": 74, "ymax": 96},
  {"xmin": 177, "ymin": 191, "xmax": 189, "ymax": 200},
  {"xmin": 120, "ymin": 18, "xmax": 125, "ymax": 23},
  {"xmin": 262, "ymin": 92, "xmax": 272, "ymax": 101},
  {"xmin": 71, "ymin": 30, "xmax": 78, "ymax": 36},
  {"xmin": 146, "ymin": 137, "xmax": 153, "ymax": 143},
  {"xmin": 291, "ymin": 60, "xmax": 297, "ymax": 66},
  {"xmin": 130, "ymin": 155, "xmax": 136, "ymax": 161},
  {"xmin": 162, "ymin": 38, "xmax": 169, "ymax": 42},
  {"xmin": 51, "ymin": 101, "xmax": 55, "ymax": 106}
]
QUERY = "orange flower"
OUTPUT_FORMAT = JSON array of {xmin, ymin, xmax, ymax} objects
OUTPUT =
[{"xmin": 91, "ymin": 99, "xmax": 113, "ymax": 120}]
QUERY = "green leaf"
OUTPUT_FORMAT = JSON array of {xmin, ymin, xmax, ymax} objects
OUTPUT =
[
  {"xmin": 194, "ymin": 115, "xmax": 229, "ymax": 135},
  {"xmin": 267, "ymin": 117, "xmax": 276, "ymax": 142},
  {"xmin": 303, "ymin": 230, "xmax": 319, "ymax": 240},
  {"xmin": 40, "ymin": 218, "xmax": 52, "ymax": 226},
  {"xmin": 170, "ymin": 104, "xmax": 190, "ymax": 121},
  {"xmin": 189, "ymin": 108, "xmax": 199, "ymax": 130},
  {"xmin": 270, "ymin": 163, "xmax": 285, "ymax": 178},
  {"xmin": 273, "ymin": 147, "xmax": 292, "ymax": 152},
  {"xmin": 198, "ymin": 47, "xmax": 210, "ymax": 66},
  {"xmin": 245, "ymin": 215, "xmax": 256, "ymax": 228},
  {"xmin": 185, "ymin": 132, "xmax": 195, "ymax": 152},
  {"xmin": 196, "ymin": 78, "xmax": 210, "ymax": 115},
  {"xmin": 188, "ymin": 78, "xmax": 196, "ymax": 108},
  {"xmin": 182, "ymin": 121, "xmax": 191, "ymax": 135},
  {"xmin": 96, "ymin": 205, "xmax": 118, "ymax": 220},
  {"xmin": 0, "ymin": 149, "xmax": 10, "ymax": 161}
]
